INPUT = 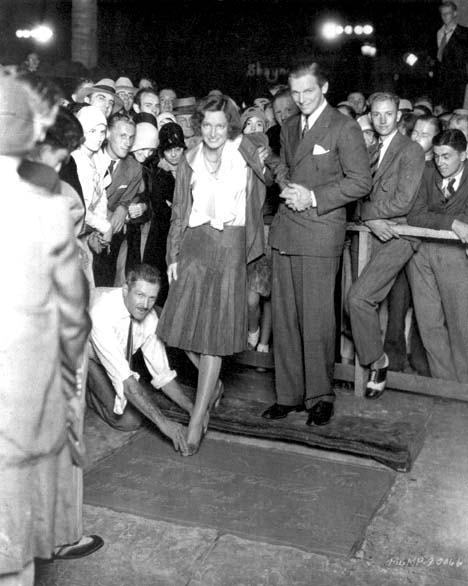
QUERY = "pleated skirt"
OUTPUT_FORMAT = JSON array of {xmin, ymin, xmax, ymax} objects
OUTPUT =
[{"xmin": 157, "ymin": 224, "xmax": 247, "ymax": 356}]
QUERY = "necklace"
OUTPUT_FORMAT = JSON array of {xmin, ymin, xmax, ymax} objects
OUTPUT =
[{"xmin": 204, "ymin": 153, "xmax": 222, "ymax": 175}]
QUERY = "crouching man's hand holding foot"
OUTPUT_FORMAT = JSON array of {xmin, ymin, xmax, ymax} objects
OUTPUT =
[{"xmin": 123, "ymin": 376, "xmax": 189, "ymax": 455}]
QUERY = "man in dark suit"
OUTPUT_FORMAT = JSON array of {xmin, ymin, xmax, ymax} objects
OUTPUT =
[
  {"xmin": 435, "ymin": 1, "xmax": 468, "ymax": 111},
  {"xmin": 262, "ymin": 61, "xmax": 372, "ymax": 426},
  {"xmin": 347, "ymin": 92, "xmax": 425, "ymax": 398},
  {"xmin": 407, "ymin": 128, "xmax": 468, "ymax": 383},
  {"xmin": 93, "ymin": 112, "xmax": 143, "ymax": 286}
]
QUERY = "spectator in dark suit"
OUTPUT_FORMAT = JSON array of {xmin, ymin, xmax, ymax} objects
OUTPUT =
[
  {"xmin": 407, "ymin": 128, "xmax": 468, "ymax": 383},
  {"xmin": 435, "ymin": 1, "xmax": 468, "ymax": 111},
  {"xmin": 262, "ymin": 61, "xmax": 371, "ymax": 426},
  {"xmin": 348, "ymin": 92, "xmax": 426, "ymax": 398}
]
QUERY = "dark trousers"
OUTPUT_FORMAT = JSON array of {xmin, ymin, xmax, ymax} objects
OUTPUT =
[
  {"xmin": 407, "ymin": 242, "xmax": 468, "ymax": 383},
  {"xmin": 348, "ymin": 237, "xmax": 416, "ymax": 366},
  {"xmin": 87, "ymin": 356, "xmax": 144, "ymax": 431},
  {"xmin": 93, "ymin": 231, "xmax": 126, "ymax": 287},
  {"xmin": 272, "ymin": 251, "xmax": 340, "ymax": 409},
  {"xmin": 383, "ymin": 269, "xmax": 429, "ymax": 375}
]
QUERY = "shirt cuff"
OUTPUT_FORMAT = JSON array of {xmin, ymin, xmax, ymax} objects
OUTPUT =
[
  {"xmin": 151, "ymin": 369, "xmax": 177, "ymax": 390},
  {"xmin": 309, "ymin": 190, "xmax": 317, "ymax": 207}
]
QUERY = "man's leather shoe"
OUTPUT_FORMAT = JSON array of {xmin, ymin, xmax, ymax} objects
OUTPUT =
[
  {"xmin": 261, "ymin": 403, "xmax": 304, "ymax": 419},
  {"xmin": 54, "ymin": 535, "xmax": 104, "ymax": 560},
  {"xmin": 365, "ymin": 354, "xmax": 389, "ymax": 399},
  {"xmin": 306, "ymin": 401, "xmax": 334, "ymax": 426}
]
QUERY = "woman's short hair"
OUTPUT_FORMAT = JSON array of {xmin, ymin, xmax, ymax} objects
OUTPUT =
[
  {"xmin": 192, "ymin": 94, "xmax": 242, "ymax": 139},
  {"xmin": 42, "ymin": 105, "xmax": 84, "ymax": 152}
]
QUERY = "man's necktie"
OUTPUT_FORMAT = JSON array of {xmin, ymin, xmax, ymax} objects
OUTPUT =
[
  {"xmin": 437, "ymin": 29, "xmax": 450, "ymax": 62},
  {"xmin": 369, "ymin": 140, "xmax": 383, "ymax": 178},
  {"xmin": 301, "ymin": 116, "xmax": 309, "ymax": 140},
  {"xmin": 445, "ymin": 178, "xmax": 456, "ymax": 199},
  {"xmin": 126, "ymin": 317, "xmax": 134, "ymax": 369},
  {"xmin": 106, "ymin": 159, "xmax": 116, "ymax": 181}
]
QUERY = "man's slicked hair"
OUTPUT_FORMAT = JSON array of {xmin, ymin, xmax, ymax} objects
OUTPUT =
[
  {"xmin": 440, "ymin": 1, "xmax": 458, "ymax": 12},
  {"xmin": 126, "ymin": 264, "xmax": 161, "ymax": 289},
  {"xmin": 415, "ymin": 114, "xmax": 443, "ymax": 136},
  {"xmin": 288, "ymin": 61, "xmax": 329, "ymax": 88},
  {"xmin": 134, "ymin": 88, "xmax": 159, "ymax": 108},
  {"xmin": 433, "ymin": 128, "xmax": 468, "ymax": 153},
  {"xmin": 107, "ymin": 111, "xmax": 135, "ymax": 130},
  {"xmin": 368, "ymin": 92, "xmax": 400, "ymax": 110},
  {"xmin": 273, "ymin": 88, "xmax": 294, "ymax": 105}
]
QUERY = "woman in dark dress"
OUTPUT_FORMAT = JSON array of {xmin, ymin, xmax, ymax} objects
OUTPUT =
[
  {"xmin": 157, "ymin": 95, "xmax": 268, "ymax": 454},
  {"xmin": 142, "ymin": 123, "xmax": 186, "ymax": 305}
]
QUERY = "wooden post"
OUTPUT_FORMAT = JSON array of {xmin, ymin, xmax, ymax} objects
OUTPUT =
[{"xmin": 71, "ymin": 0, "xmax": 98, "ymax": 70}]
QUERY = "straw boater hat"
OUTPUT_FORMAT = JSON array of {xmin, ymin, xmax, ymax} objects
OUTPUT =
[
  {"xmin": 115, "ymin": 76, "xmax": 138, "ymax": 95},
  {"xmin": 81, "ymin": 78, "xmax": 124, "ymax": 112},
  {"xmin": 174, "ymin": 97, "xmax": 197, "ymax": 115}
]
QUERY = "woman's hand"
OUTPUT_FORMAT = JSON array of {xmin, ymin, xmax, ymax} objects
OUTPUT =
[
  {"xmin": 167, "ymin": 262, "xmax": 178, "ymax": 283},
  {"xmin": 128, "ymin": 203, "xmax": 147, "ymax": 218},
  {"xmin": 88, "ymin": 231, "xmax": 103, "ymax": 254}
]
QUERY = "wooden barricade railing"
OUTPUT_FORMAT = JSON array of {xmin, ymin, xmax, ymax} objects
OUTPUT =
[{"xmin": 339, "ymin": 223, "xmax": 468, "ymax": 402}]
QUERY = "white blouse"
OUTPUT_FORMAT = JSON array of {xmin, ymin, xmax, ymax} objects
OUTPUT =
[
  {"xmin": 72, "ymin": 147, "xmax": 111, "ymax": 235},
  {"xmin": 188, "ymin": 136, "xmax": 248, "ymax": 230}
]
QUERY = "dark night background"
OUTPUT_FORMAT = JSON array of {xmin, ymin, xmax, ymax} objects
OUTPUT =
[{"xmin": 0, "ymin": 0, "xmax": 442, "ymax": 103}]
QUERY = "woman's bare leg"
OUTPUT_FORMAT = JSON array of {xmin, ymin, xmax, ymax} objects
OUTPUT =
[
  {"xmin": 259, "ymin": 298, "xmax": 272, "ymax": 348},
  {"xmin": 186, "ymin": 354, "xmax": 222, "ymax": 453},
  {"xmin": 186, "ymin": 351, "xmax": 200, "ymax": 369}
]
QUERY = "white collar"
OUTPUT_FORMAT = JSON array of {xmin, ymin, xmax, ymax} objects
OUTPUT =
[
  {"xmin": 302, "ymin": 99, "xmax": 328, "ymax": 130},
  {"xmin": 442, "ymin": 164, "xmax": 464, "ymax": 188}
]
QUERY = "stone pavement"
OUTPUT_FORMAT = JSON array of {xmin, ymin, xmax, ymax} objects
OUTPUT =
[{"xmin": 35, "ymin": 384, "xmax": 468, "ymax": 586}]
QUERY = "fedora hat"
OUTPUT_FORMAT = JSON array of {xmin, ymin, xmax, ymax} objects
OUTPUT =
[
  {"xmin": 174, "ymin": 96, "xmax": 197, "ymax": 115},
  {"xmin": 82, "ymin": 78, "xmax": 124, "ymax": 113},
  {"xmin": 115, "ymin": 76, "xmax": 138, "ymax": 95}
]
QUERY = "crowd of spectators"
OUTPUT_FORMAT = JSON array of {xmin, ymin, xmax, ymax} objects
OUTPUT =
[{"xmin": 1, "ymin": 1, "xmax": 468, "ymax": 581}]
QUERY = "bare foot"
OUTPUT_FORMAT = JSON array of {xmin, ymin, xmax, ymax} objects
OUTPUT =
[{"xmin": 186, "ymin": 415, "xmax": 206, "ymax": 455}]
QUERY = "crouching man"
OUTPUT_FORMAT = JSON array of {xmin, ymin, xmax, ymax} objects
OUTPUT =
[{"xmin": 87, "ymin": 263, "xmax": 192, "ymax": 454}]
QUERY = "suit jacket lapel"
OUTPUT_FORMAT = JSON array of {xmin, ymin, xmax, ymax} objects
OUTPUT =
[
  {"xmin": 373, "ymin": 132, "xmax": 402, "ymax": 183},
  {"xmin": 455, "ymin": 163, "xmax": 468, "ymax": 194},
  {"xmin": 287, "ymin": 116, "xmax": 301, "ymax": 163},
  {"xmin": 293, "ymin": 105, "xmax": 332, "ymax": 166}
]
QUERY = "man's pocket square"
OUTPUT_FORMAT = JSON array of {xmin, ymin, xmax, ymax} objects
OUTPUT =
[
  {"xmin": 312, "ymin": 145, "xmax": 330, "ymax": 155},
  {"xmin": 118, "ymin": 184, "xmax": 128, "ymax": 189}
]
